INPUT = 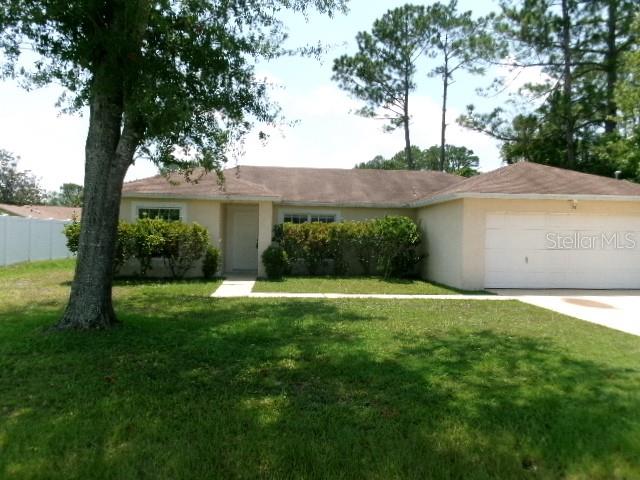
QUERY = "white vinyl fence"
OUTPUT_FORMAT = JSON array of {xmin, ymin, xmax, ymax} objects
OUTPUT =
[{"xmin": 0, "ymin": 215, "xmax": 73, "ymax": 267}]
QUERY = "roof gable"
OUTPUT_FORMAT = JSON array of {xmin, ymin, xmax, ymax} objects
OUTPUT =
[
  {"xmin": 0, "ymin": 203, "xmax": 81, "ymax": 220},
  {"xmin": 422, "ymin": 162, "xmax": 640, "ymax": 201}
]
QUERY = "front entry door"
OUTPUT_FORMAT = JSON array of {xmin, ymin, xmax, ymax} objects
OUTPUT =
[{"xmin": 228, "ymin": 206, "xmax": 259, "ymax": 271}]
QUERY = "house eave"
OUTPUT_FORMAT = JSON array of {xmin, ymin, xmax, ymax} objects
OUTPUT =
[
  {"xmin": 122, "ymin": 192, "xmax": 282, "ymax": 202},
  {"xmin": 411, "ymin": 192, "xmax": 640, "ymax": 208},
  {"xmin": 276, "ymin": 200, "xmax": 414, "ymax": 209}
]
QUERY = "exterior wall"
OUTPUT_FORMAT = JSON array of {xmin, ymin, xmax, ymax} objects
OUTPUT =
[
  {"xmin": 257, "ymin": 201, "xmax": 273, "ymax": 277},
  {"xmin": 119, "ymin": 198, "xmax": 425, "ymax": 278},
  {"xmin": 120, "ymin": 197, "xmax": 224, "ymax": 276},
  {"xmin": 120, "ymin": 198, "xmax": 223, "ymax": 249},
  {"xmin": 273, "ymin": 205, "xmax": 414, "ymax": 224},
  {"xmin": 460, "ymin": 198, "xmax": 640, "ymax": 290},
  {"xmin": 416, "ymin": 200, "xmax": 464, "ymax": 288}
]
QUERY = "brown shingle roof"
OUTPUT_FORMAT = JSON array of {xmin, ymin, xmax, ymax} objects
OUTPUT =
[
  {"xmin": 122, "ymin": 162, "xmax": 640, "ymax": 207},
  {"xmin": 123, "ymin": 165, "xmax": 466, "ymax": 206},
  {"xmin": 426, "ymin": 161, "xmax": 640, "ymax": 200},
  {"xmin": 0, "ymin": 204, "xmax": 81, "ymax": 220},
  {"xmin": 123, "ymin": 170, "xmax": 278, "ymax": 198}
]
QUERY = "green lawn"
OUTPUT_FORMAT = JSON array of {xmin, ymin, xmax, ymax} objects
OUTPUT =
[
  {"xmin": 253, "ymin": 276, "xmax": 479, "ymax": 294},
  {"xmin": 2, "ymin": 260, "xmax": 640, "ymax": 479}
]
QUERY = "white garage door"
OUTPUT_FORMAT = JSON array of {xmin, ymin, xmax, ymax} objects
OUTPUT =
[{"xmin": 485, "ymin": 212, "xmax": 640, "ymax": 289}]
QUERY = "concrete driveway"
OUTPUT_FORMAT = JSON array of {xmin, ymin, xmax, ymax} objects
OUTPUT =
[{"xmin": 491, "ymin": 290, "xmax": 640, "ymax": 336}]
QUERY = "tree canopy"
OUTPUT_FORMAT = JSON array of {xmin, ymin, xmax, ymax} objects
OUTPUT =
[
  {"xmin": 0, "ymin": 0, "xmax": 347, "ymax": 329},
  {"xmin": 459, "ymin": 0, "xmax": 640, "ymax": 179},
  {"xmin": 356, "ymin": 144, "xmax": 479, "ymax": 177},
  {"xmin": 333, "ymin": 4, "xmax": 428, "ymax": 169},
  {"xmin": 610, "ymin": 17, "xmax": 640, "ymax": 181},
  {"xmin": 423, "ymin": 0, "xmax": 498, "ymax": 170},
  {"xmin": 47, "ymin": 183, "xmax": 84, "ymax": 207},
  {"xmin": 0, "ymin": 149, "xmax": 44, "ymax": 205}
]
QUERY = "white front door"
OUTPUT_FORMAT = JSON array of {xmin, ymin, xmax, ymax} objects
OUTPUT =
[
  {"xmin": 484, "ymin": 212, "xmax": 640, "ymax": 289},
  {"xmin": 227, "ymin": 206, "xmax": 259, "ymax": 272}
]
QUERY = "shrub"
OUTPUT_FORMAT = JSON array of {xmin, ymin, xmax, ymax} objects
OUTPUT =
[
  {"xmin": 162, "ymin": 222, "xmax": 210, "ymax": 279},
  {"xmin": 65, "ymin": 218, "xmax": 210, "ymax": 278},
  {"xmin": 348, "ymin": 220, "xmax": 377, "ymax": 275},
  {"xmin": 63, "ymin": 221, "xmax": 81, "ymax": 253},
  {"xmin": 261, "ymin": 244, "xmax": 289, "ymax": 279},
  {"xmin": 272, "ymin": 216, "xmax": 423, "ymax": 278},
  {"xmin": 132, "ymin": 218, "xmax": 168, "ymax": 276},
  {"xmin": 298, "ymin": 222, "xmax": 332, "ymax": 275},
  {"xmin": 202, "ymin": 245, "xmax": 221, "ymax": 279},
  {"xmin": 64, "ymin": 220, "xmax": 136, "ymax": 274},
  {"xmin": 373, "ymin": 216, "xmax": 423, "ymax": 278},
  {"xmin": 114, "ymin": 222, "xmax": 136, "ymax": 274}
]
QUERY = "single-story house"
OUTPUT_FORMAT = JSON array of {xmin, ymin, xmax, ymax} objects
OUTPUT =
[
  {"xmin": 0, "ymin": 203, "xmax": 81, "ymax": 221},
  {"xmin": 121, "ymin": 162, "xmax": 640, "ymax": 290}
]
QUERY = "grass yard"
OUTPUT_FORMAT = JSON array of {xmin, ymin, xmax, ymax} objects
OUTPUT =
[
  {"xmin": 253, "ymin": 276, "xmax": 481, "ymax": 295},
  {"xmin": 1, "ymin": 260, "xmax": 640, "ymax": 479}
]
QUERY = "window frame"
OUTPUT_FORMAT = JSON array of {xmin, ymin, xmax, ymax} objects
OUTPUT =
[
  {"xmin": 132, "ymin": 202, "xmax": 187, "ymax": 222},
  {"xmin": 280, "ymin": 210, "xmax": 339, "ymax": 224}
]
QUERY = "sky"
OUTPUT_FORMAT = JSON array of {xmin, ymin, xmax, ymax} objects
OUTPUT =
[{"xmin": 0, "ymin": 0, "xmax": 540, "ymax": 191}]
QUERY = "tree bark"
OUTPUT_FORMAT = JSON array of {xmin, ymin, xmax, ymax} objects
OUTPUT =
[
  {"xmin": 561, "ymin": 0, "xmax": 575, "ymax": 168},
  {"xmin": 604, "ymin": 0, "xmax": 618, "ymax": 134},
  {"xmin": 440, "ymin": 64, "xmax": 449, "ymax": 172},
  {"xmin": 403, "ymin": 79, "xmax": 414, "ymax": 170},
  {"xmin": 56, "ymin": 90, "xmax": 138, "ymax": 330}
]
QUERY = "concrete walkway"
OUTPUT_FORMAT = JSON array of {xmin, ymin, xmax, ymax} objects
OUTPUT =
[
  {"xmin": 210, "ymin": 274, "xmax": 256, "ymax": 297},
  {"xmin": 248, "ymin": 292, "xmax": 511, "ymax": 300},
  {"xmin": 492, "ymin": 290, "xmax": 640, "ymax": 337},
  {"xmin": 211, "ymin": 281, "xmax": 639, "ymax": 337},
  {"xmin": 211, "ymin": 278, "xmax": 511, "ymax": 300}
]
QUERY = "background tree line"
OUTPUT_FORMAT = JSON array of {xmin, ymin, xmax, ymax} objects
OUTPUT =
[
  {"xmin": 334, "ymin": 0, "xmax": 496, "ymax": 173},
  {"xmin": 1, "ymin": 148, "xmax": 84, "ymax": 207},
  {"xmin": 335, "ymin": 0, "xmax": 640, "ymax": 181},
  {"xmin": 460, "ymin": 0, "xmax": 640, "ymax": 181},
  {"xmin": 355, "ymin": 145, "xmax": 479, "ymax": 177}
]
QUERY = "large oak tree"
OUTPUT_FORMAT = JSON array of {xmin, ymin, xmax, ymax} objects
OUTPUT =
[{"xmin": 0, "ymin": 0, "xmax": 345, "ymax": 329}]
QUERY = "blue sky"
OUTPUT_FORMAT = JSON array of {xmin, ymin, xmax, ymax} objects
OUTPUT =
[{"xmin": 0, "ymin": 0, "xmax": 539, "ymax": 191}]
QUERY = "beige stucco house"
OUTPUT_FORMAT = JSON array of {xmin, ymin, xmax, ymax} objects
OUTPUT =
[{"xmin": 121, "ymin": 162, "xmax": 640, "ymax": 290}]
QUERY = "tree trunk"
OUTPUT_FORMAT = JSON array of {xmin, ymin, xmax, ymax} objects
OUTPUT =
[
  {"xmin": 56, "ymin": 91, "xmax": 136, "ymax": 330},
  {"xmin": 403, "ymin": 84, "xmax": 414, "ymax": 170},
  {"xmin": 440, "ymin": 68, "xmax": 448, "ymax": 172},
  {"xmin": 604, "ymin": 0, "xmax": 618, "ymax": 134},
  {"xmin": 561, "ymin": 0, "xmax": 575, "ymax": 168}
]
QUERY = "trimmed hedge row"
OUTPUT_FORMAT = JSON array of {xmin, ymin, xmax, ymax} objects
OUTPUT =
[
  {"xmin": 64, "ymin": 218, "xmax": 220, "ymax": 279},
  {"xmin": 263, "ymin": 216, "xmax": 423, "ymax": 279}
]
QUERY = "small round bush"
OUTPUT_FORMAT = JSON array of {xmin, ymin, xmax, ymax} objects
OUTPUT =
[
  {"xmin": 63, "ymin": 221, "xmax": 81, "ymax": 253},
  {"xmin": 261, "ymin": 244, "xmax": 289, "ymax": 279},
  {"xmin": 202, "ymin": 245, "xmax": 221, "ymax": 279}
]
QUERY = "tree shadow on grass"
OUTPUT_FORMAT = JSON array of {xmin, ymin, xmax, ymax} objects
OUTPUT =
[{"xmin": 1, "ymin": 299, "xmax": 639, "ymax": 479}]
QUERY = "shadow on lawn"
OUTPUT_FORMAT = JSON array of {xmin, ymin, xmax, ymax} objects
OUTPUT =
[{"xmin": 1, "ymin": 297, "xmax": 639, "ymax": 478}]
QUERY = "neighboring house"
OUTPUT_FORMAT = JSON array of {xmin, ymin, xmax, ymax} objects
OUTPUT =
[
  {"xmin": 121, "ymin": 162, "xmax": 640, "ymax": 290},
  {"xmin": 0, "ymin": 203, "xmax": 81, "ymax": 221}
]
